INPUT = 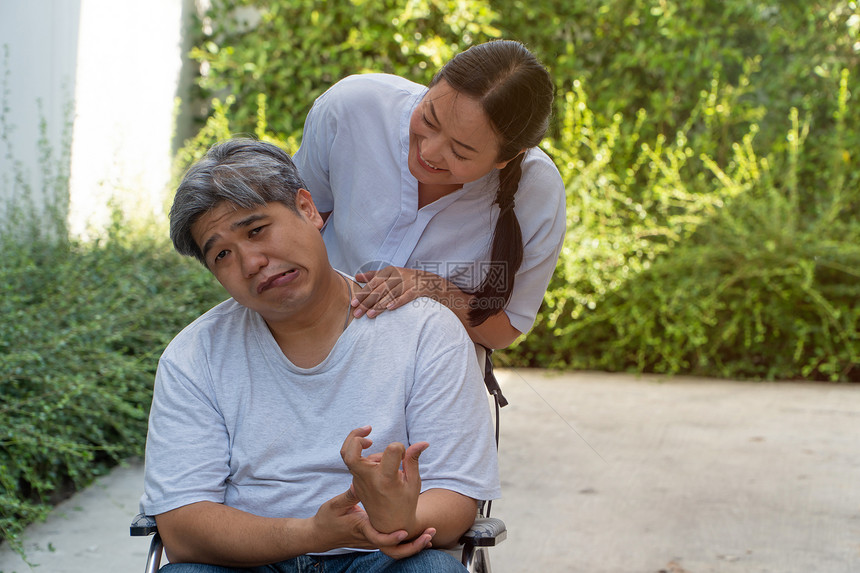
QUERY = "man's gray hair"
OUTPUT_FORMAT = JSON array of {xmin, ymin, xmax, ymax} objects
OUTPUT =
[{"xmin": 170, "ymin": 138, "xmax": 307, "ymax": 265}]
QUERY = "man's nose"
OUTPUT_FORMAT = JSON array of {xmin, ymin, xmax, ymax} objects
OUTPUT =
[{"xmin": 239, "ymin": 245, "xmax": 268, "ymax": 277}]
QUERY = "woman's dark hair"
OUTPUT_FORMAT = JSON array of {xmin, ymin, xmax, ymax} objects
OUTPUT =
[{"xmin": 430, "ymin": 40, "xmax": 554, "ymax": 326}]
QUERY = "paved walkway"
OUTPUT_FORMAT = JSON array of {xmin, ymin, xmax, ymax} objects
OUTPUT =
[{"xmin": 1, "ymin": 369, "xmax": 859, "ymax": 573}]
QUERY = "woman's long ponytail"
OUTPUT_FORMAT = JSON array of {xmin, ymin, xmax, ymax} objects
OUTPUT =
[{"xmin": 467, "ymin": 154, "xmax": 524, "ymax": 326}]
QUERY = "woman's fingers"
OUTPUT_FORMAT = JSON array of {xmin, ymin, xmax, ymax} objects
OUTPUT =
[{"xmin": 352, "ymin": 268, "xmax": 405, "ymax": 317}]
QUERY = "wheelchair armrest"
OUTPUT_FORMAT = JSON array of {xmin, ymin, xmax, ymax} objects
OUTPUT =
[
  {"xmin": 459, "ymin": 516, "xmax": 507, "ymax": 547},
  {"xmin": 130, "ymin": 513, "xmax": 159, "ymax": 536}
]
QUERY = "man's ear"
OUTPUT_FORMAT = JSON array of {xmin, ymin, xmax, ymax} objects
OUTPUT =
[{"xmin": 295, "ymin": 188, "xmax": 324, "ymax": 230}]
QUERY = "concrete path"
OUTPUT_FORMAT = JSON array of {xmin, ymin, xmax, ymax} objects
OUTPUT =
[{"xmin": 1, "ymin": 369, "xmax": 858, "ymax": 573}]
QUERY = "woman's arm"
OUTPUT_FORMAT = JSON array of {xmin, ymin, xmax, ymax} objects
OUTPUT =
[
  {"xmin": 352, "ymin": 267, "xmax": 522, "ymax": 349},
  {"xmin": 463, "ymin": 306, "xmax": 522, "ymax": 350}
]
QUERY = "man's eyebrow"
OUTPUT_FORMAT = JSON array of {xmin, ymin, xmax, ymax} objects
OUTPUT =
[
  {"xmin": 427, "ymin": 100, "xmax": 479, "ymax": 154},
  {"xmin": 232, "ymin": 213, "xmax": 268, "ymax": 230},
  {"xmin": 201, "ymin": 234, "xmax": 221, "ymax": 259},
  {"xmin": 201, "ymin": 213, "xmax": 269, "ymax": 258}
]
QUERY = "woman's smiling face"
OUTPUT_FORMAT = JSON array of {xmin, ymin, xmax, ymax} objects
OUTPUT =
[{"xmin": 407, "ymin": 79, "xmax": 512, "ymax": 187}]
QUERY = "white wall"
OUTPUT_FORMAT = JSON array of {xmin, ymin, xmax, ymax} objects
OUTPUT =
[
  {"xmin": 0, "ymin": 0, "xmax": 193, "ymax": 238},
  {"xmin": 0, "ymin": 0, "xmax": 81, "ymax": 228},
  {"xmin": 68, "ymin": 0, "xmax": 191, "ymax": 237}
]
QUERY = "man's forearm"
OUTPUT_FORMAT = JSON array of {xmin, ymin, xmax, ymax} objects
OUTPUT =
[
  {"xmin": 156, "ymin": 501, "xmax": 316, "ymax": 567},
  {"xmin": 155, "ymin": 489, "xmax": 426, "ymax": 566}
]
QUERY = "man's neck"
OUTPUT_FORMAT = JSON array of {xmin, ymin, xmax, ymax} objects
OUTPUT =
[{"xmin": 265, "ymin": 270, "xmax": 353, "ymax": 368}]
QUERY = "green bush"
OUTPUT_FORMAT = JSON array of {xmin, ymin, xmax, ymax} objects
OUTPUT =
[
  {"xmin": 0, "ymin": 224, "xmax": 224, "ymax": 552},
  {"xmin": 0, "ymin": 41, "xmax": 226, "ymax": 552},
  {"xmin": 186, "ymin": 0, "xmax": 501, "ymax": 141},
  {"xmin": 2, "ymin": 0, "xmax": 858, "ymax": 551},
  {"xmin": 187, "ymin": 1, "xmax": 860, "ymax": 177},
  {"xmin": 180, "ymin": 0, "xmax": 860, "ymax": 381},
  {"xmin": 512, "ymin": 84, "xmax": 859, "ymax": 380}
]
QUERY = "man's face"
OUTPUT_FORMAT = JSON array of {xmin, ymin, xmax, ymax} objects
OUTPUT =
[{"xmin": 190, "ymin": 190, "xmax": 327, "ymax": 322}]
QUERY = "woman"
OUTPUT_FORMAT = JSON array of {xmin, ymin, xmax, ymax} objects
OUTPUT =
[{"xmin": 293, "ymin": 40, "xmax": 566, "ymax": 350}]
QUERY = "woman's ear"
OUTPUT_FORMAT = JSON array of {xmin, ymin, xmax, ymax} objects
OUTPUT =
[
  {"xmin": 495, "ymin": 149, "xmax": 526, "ymax": 171},
  {"xmin": 295, "ymin": 188, "xmax": 324, "ymax": 230}
]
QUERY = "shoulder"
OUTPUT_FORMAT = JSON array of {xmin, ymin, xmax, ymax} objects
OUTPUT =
[
  {"xmin": 520, "ymin": 147, "xmax": 565, "ymax": 197},
  {"xmin": 515, "ymin": 147, "xmax": 567, "ymax": 234},
  {"xmin": 317, "ymin": 73, "xmax": 424, "ymax": 110},
  {"xmin": 373, "ymin": 297, "xmax": 472, "ymax": 349},
  {"xmin": 161, "ymin": 298, "xmax": 248, "ymax": 359}
]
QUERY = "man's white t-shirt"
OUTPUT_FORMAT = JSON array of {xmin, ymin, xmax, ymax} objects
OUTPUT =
[{"xmin": 140, "ymin": 293, "xmax": 501, "ymax": 555}]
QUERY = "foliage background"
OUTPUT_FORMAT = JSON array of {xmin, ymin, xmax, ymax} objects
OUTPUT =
[
  {"xmin": 183, "ymin": 0, "xmax": 859, "ymax": 381},
  {"xmin": 0, "ymin": 224, "xmax": 224, "ymax": 552},
  {"xmin": 2, "ymin": 0, "xmax": 859, "ymax": 552}
]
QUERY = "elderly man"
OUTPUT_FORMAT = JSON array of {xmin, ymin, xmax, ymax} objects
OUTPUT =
[{"xmin": 139, "ymin": 138, "xmax": 500, "ymax": 572}]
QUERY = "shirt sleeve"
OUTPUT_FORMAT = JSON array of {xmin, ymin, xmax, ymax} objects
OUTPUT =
[
  {"xmin": 139, "ymin": 349, "xmax": 231, "ymax": 516},
  {"xmin": 293, "ymin": 85, "xmax": 338, "ymax": 213},
  {"xmin": 404, "ymin": 307, "xmax": 502, "ymax": 501}
]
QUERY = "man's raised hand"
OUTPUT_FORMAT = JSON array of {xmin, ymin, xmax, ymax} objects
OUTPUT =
[{"xmin": 340, "ymin": 426, "xmax": 429, "ymax": 536}]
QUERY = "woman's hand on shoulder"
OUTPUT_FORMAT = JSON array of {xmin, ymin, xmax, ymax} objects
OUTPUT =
[
  {"xmin": 352, "ymin": 266, "xmax": 522, "ymax": 348},
  {"xmin": 352, "ymin": 266, "xmax": 440, "ymax": 318}
]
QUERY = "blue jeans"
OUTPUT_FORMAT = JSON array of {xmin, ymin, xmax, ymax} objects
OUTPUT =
[{"xmin": 159, "ymin": 550, "xmax": 466, "ymax": 573}]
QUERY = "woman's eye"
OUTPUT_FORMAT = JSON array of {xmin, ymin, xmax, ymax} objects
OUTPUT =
[
  {"xmin": 452, "ymin": 149, "xmax": 467, "ymax": 161},
  {"xmin": 250, "ymin": 226, "xmax": 265, "ymax": 237},
  {"xmin": 422, "ymin": 114, "xmax": 435, "ymax": 128},
  {"xmin": 214, "ymin": 250, "xmax": 229, "ymax": 263}
]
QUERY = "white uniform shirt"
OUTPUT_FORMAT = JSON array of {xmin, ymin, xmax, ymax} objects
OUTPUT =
[{"xmin": 294, "ymin": 74, "xmax": 567, "ymax": 334}]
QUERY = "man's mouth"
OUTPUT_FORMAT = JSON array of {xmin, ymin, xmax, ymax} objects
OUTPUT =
[{"xmin": 257, "ymin": 269, "xmax": 299, "ymax": 293}]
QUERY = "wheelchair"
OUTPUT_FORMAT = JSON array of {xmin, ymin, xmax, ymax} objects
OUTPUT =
[{"xmin": 132, "ymin": 349, "xmax": 508, "ymax": 573}]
